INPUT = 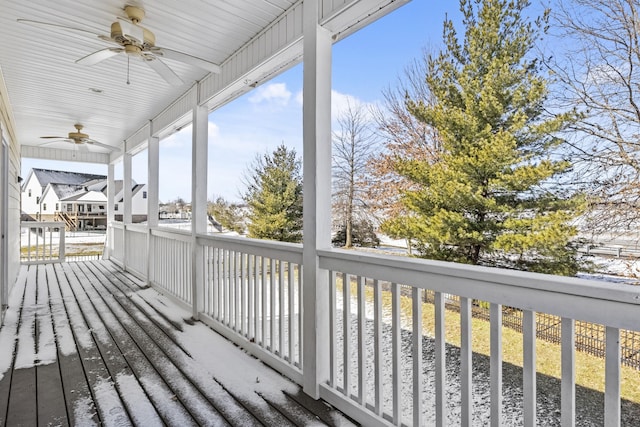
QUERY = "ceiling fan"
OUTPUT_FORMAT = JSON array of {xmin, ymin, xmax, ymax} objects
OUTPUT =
[
  {"xmin": 17, "ymin": 5, "xmax": 221, "ymax": 86},
  {"xmin": 38, "ymin": 124, "xmax": 120, "ymax": 152}
]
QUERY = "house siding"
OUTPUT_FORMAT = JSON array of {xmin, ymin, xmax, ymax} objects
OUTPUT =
[{"xmin": 0, "ymin": 69, "xmax": 20, "ymax": 322}]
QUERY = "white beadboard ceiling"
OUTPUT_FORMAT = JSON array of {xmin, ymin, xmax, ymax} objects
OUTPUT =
[{"xmin": 0, "ymin": 0, "xmax": 407, "ymax": 162}]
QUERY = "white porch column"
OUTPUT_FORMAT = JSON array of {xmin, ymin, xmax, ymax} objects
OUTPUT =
[
  {"xmin": 105, "ymin": 162, "xmax": 115, "ymax": 260},
  {"xmin": 123, "ymin": 152, "xmax": 132, "ymax": 270},
  {"xmin": 147, "ymin": 129, "xmax": 160, "ymax": 283},
  {"xmin": 302, "ymin": 0, "xmax": 332, "ymax": 398},
  {"xmin": 147, "ymin": 134, "xmax": 160, "ymax": 228},
  {"xmin": 191, "ymin": 103, "xmax": 208, "ymax": 318},
  {"xmin": 123, "ymin": 152, "xmax": 133, "ymax": 224}
]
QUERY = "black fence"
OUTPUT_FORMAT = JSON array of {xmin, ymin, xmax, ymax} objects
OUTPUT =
[{"xmin": 422, "ymin": 290, "xmax": 640, "ymax": 370}]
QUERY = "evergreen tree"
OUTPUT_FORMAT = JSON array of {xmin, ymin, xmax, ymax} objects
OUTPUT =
[
  {"xmin": 243, "ymin": 144, "xmax": 303, "ymax": 242},
  {"xmin": 383, "ymin": 0, "xmax": 584, "ymax": 275}
]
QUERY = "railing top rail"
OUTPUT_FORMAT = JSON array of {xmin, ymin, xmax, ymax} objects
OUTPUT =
[
  {"xmin": 197, "ymin": 233, "xmax": 303, "ymax": 262},
  {"xmin": 124, "ymin": 223, "xmax": 149, "ymax": 233},
  {"xmin": 319, "ymin": 248, "xmax": 640, "ymax": 330},
  {"xmin": 150, "ymin": 226, "xmax": 193, "ymax": 241},
  {"xmin": 20, "ymin": 221, "xmax": 64, "ymax": 228},
  {"xmin": 109, "ymin": 221, "xmax": 125, "ymax": 230}
]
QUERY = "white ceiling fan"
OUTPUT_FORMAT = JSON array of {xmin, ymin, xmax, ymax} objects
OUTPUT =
[
  {"xmin": 18, "ymin": 5, "xmax": 221, "ymax": 86},
  {"xmin": 38, "ymin": 124, "xmax": 120, "ymax": 152}
]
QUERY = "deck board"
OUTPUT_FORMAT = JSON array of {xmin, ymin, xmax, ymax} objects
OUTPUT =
[{"xmin": 0, "ymin": 260, "xmax": 356, "ymax": 427}]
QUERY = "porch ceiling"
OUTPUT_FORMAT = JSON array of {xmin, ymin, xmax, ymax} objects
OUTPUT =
[{"xmin": 0, "ymin": 0, "xmax": 408, "ymax": 164}]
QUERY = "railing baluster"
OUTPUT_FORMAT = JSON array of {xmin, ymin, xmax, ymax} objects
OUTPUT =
[
  {"xmin": 255, "ymin": 255, "xmax": 261, "ymax": 345},
  {"xmin": 605, "ymin": 326, "xmax": 621, "ymax": 427},
  {"xmin": 329, "ymin": 270, "xmax": 336, "ymax": 387},
  {"xmin": 298, "ymin": 263, "xmax": 303, "ymax": 367},
  {"xmin": 435, "ymin": 291, "xmax": 445, "ymax": 426},
  {"xmin": 357, "ymin": 276, "xmax": 366, "ymax": 406},
  {"xmin": 288, "ymin": 261, "xmax": 294, "ymax": 363},
  {"xmin": 225, "ymin": 249, "xmax": 230, "ymax": 326},
  {"xmin": 460, "ymin": 296, "xmax": 472, "ymax": 427},
  {"xmin": 392, "ymin": 282, "xmax": 401, "ymax": 426},
  {"xmin": 248, "ymin": 254, "xmax": 255, "ymax": 340},
  {"xmin": 561, "ymin": 317, "xmax": 575, "ymax": 427},
  {"xmin": 270, "ymin": 258, "xmax": 276, "ymax": 352},
  {"xmin": 279, "ymin": 260, "xmax": 285, "ymax": 357},
  {"xmin": 261, "ymin": 256, "xmax": 267, "ymax": 348},
  {"xmin": 343, "ymin": 272, "xmax": 351, "ymax": 398},
  {"xmin": 523, "ymin": 310, "xmax": 536, "ymax": 427},
  {"xmin": 413, "ymin": 287, "xmax": 423, "ymax": 427},
  {"xmin": 373, "ymin": 279, "xmax": 382, "ymax": 416},
  {"xmin": 490, "ymin": 303, "xmax": 502, "ymax": 427}
]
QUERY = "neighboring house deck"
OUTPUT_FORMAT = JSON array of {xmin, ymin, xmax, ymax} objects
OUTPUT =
[{"xmin": 0, "ymin": 260, "xmax": 354, "ymax": 426}]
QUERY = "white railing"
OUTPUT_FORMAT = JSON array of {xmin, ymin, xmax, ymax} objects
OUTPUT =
[
  {"xmin": 197, "ymin": 234, "xmax": 304, "ymax": 383},
  {"xmin": 109, "ymin": 222, "xmax": 125, "ymax": 265},
  {"xmin": 105, "ymin": 222, "xmax": 640, "ymax": 426},
  {"xmin": 20, "ymin": 221, "xmax": 65, "ymax": 264},
  {"xmin": 149, "ymin": 228, "xmax": 193, "ymax": 305},
  {"xmin": 124, "ymin": 224, "xmax": 148, "ymax": 277},
  {"xmin": 317, "ymin": 248, "xmax": 640, "ymax": 427}
]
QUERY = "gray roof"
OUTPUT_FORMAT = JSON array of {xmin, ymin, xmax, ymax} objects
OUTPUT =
[
  {"xmin": 32, "ymin": 168, "xmax": 106, "ymax": 190},
  {"xmin": 47, "ymin": 184, "xmax": 86, "ymax": 200}
]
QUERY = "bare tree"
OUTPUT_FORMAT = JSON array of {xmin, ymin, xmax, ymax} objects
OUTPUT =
[
  {"xmin": 368, "ymin": 50, "xmax": 443, "ymax": 252},
  {"xmin": 332, "ymin": 101, "xmax": 379, "ymax": 248},
  {"xmin": 548, "ymin": 0, "xmax": 640, "ymax": 237}
]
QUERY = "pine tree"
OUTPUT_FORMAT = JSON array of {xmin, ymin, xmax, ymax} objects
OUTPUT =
[
  {"xmin": 383, "ymin": 0, "xmax": 584, "ymax": 275},
  {"xmin": 243, "ymin": 144, "xmax": 303, "ymax": 242}
]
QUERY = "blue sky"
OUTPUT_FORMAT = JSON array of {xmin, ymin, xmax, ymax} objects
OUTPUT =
[{"xmin": 21, "ymin": 1, "xmax": 460, "ymax": 203}]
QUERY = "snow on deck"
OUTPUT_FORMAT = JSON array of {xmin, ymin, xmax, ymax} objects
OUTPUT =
[{"xmin": 0, "ymin": 260, "xmax": 355, "ymax": 426}]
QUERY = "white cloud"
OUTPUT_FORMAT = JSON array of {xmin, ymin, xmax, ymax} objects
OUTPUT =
[{"xmin": 248, "ymin": 82, "xmax": 292, "ymax": 107}]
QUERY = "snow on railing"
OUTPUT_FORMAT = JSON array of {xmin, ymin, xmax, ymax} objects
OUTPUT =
[
  {"xmin": 317, "ymin": 248, "xmax": 640, "ymax": 427},
  {"xmin": 149, "ymin": 227, "xmax": 193, "ymax": 305},
  {"xmin": 197, "ymin": 234, "xmax": 304, "ymax": 384},
  {"xmin": 20, "ymin": 221, "xmax": 65, "ymax": 264}
]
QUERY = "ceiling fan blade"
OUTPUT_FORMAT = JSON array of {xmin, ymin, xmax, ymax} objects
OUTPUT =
[
  {"xmin": 116, "ymin": 17, "xmax": 145, "ymax": 43},
  {"xmin": 17, "ymin": 19, "xmax": 104, "ymax": 37},
  {"xmin": 144, "ymin": 57, "xmax": 183, "ymax": 86},
  {"xmin": 85, "ymin": 139, "xmax": 120, "ymax": 152},
  {"xmin": 76, "ymin": 48, "xmax": 123, "ymax": 66},
  {"xmin": 40, "ymin": 136, "xmax": 66, "ymax": 139},
  {"xmin": 151, "ymin": 47, "xmax": 221, "ymax": 73}
]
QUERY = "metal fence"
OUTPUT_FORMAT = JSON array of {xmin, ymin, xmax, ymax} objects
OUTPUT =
[{"xmin": 423, "ymin": 290, "xmax": 640, "ymax": 370}]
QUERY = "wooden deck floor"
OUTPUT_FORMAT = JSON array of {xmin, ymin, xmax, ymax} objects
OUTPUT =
[{"xmin": 0, "ymin": 260, "xmax": 356, "ymax": 427}]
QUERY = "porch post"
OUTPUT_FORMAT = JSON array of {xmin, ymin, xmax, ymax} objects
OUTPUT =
[
  {"xmin": 191, "ymin": 103, "xmax": 208, "ymax": 319},
  {"xmin": 147, "ymin": 126, "xmax": 160, "ymax": 283},
  {"xmin": 123, "ymin": 152, "xmax": 132, "ymax": 270},
  {"xmin": 302, "ymin": 0, "xmax": 332, "ymax": 398},
  {"xmin": 106, "ymin": 162, "xmax": 115, "ymax": 260}
]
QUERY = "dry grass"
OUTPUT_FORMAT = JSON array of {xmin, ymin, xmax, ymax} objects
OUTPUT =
[{"xmin": 337, "ymin": 278, "xmax": 640, "ymax": 403}]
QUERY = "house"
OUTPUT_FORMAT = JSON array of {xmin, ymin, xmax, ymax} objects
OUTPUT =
[
  {"xmin": 21, "ymin": 168, "xmax": 147, "ymax": 229},
  {"xmin": 21, "ymin": 168, "xmax": 106, "ymax": 220},
  {"xmin": 1, "ymin": 1, "xmax": 638, "ymax": 426}
]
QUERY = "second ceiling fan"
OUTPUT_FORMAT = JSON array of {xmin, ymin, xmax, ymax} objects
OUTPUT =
[{"xmin": 19, "ymin": 5, "xmax": 221, "ymax": 86}]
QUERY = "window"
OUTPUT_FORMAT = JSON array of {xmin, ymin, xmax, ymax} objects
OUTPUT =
[
  {"xmin": 55, "ymin": 203, "xmax": 59, "ymax": 211},
  {"xmin": 67, "ymin": 205, "xmax": 72, "ymax": 212},
  {"xmin": 36, "ymin": 196, "xmax": 40, "ymax": 204},
  {"xmin": 43, "ymin": 203, "xmax": 47, "ymax": 211},
  {"xmin": 28, "ymin": 189, "xmax": 31, "ymax": 197},
  {"xmin": 114, "ymin": 204, "xmax": 119, "ymax": 211},
  {"xmin": 143, "ymin": 191, "xmax": 147, "ymax": 199},
  {"xmin": 99, "ymin": 205, "xmax": 104, "ymax": 210},
  {"xmin": 87, "ymin": 204, "xmax": 92, "ymax": 212}
]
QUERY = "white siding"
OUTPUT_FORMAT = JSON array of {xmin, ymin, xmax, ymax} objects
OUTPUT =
[
  {"xmin": 40, "ymin": 186, "xmax": 60, "ymax": 215},
  {"xmin": 1, "ymin": 68, "xmax": 21, "ymax": 320},
  {"xmin": 132, "ymin": 185, "xmax": 149, "ymax": 216},
  {"xmin": 21, "ymin": 172, "xmax": 42, "ymax": 215}
]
